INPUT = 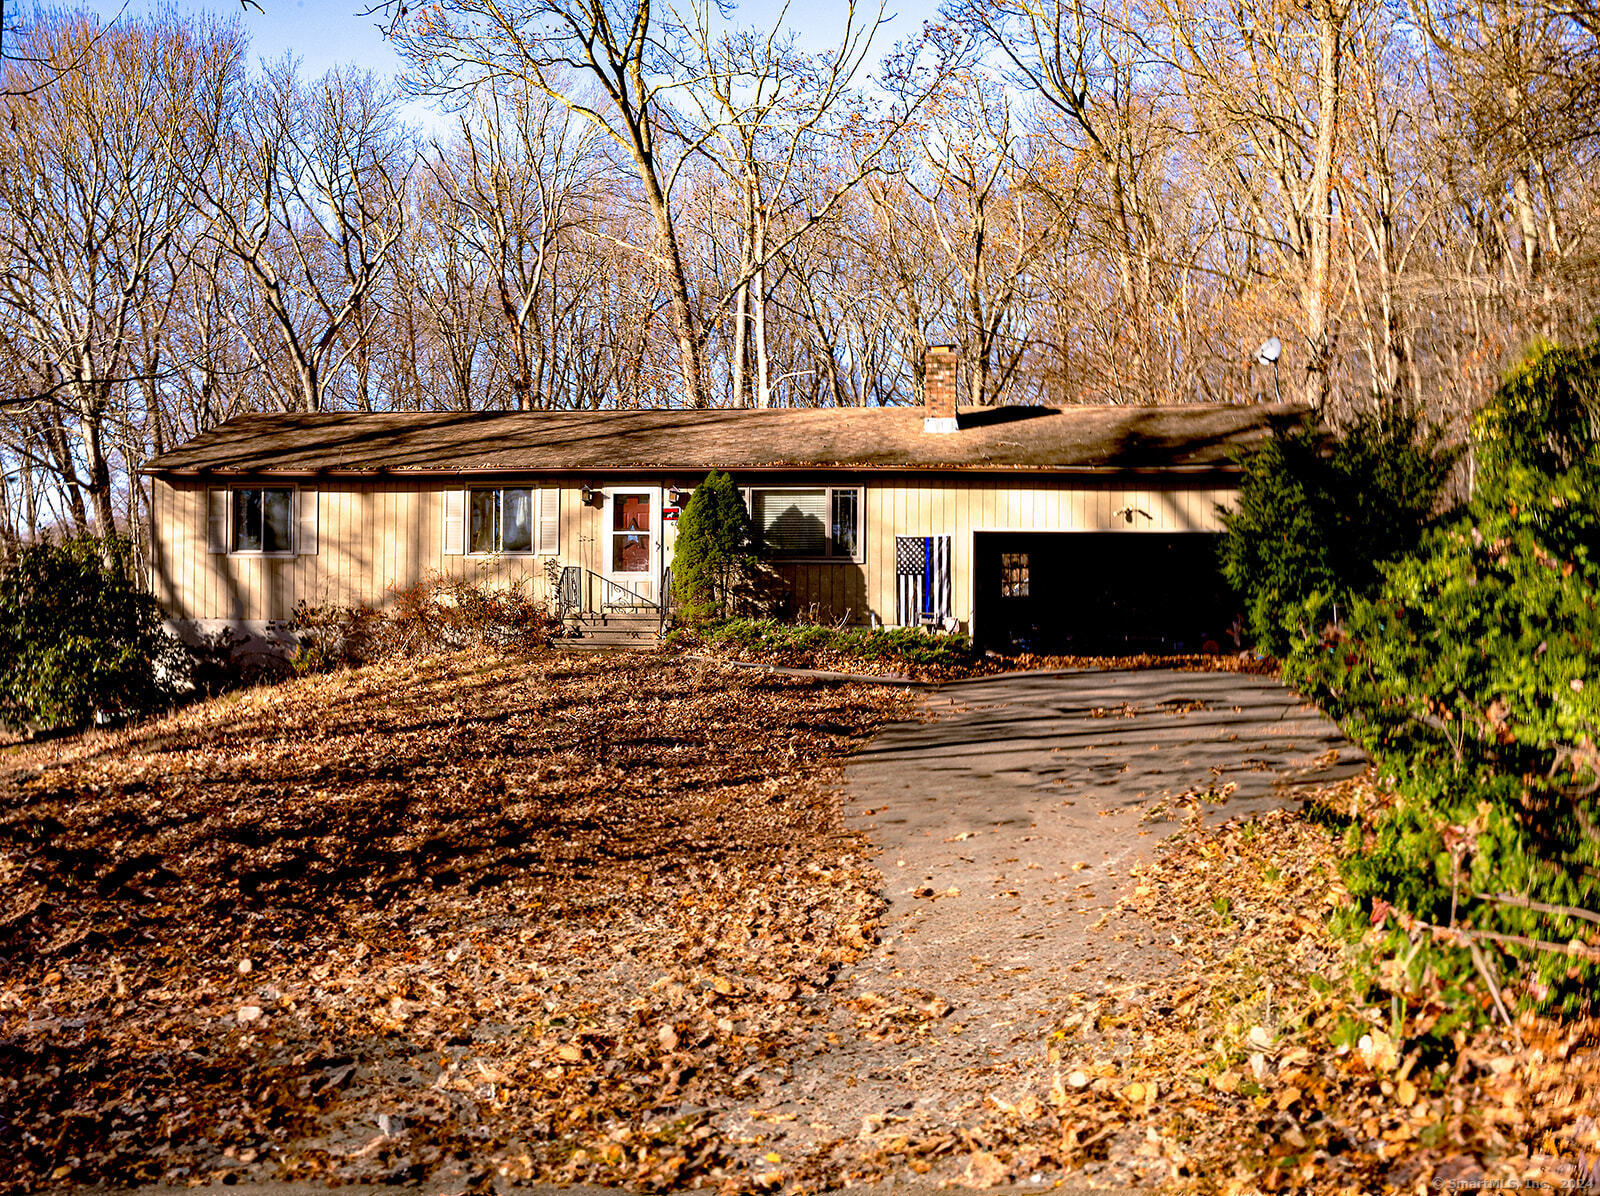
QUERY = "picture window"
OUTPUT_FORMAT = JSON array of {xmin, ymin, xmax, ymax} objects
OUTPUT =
[{"xmin": 747, "ymin": 487, "xmax": 862, "ymax": 560}]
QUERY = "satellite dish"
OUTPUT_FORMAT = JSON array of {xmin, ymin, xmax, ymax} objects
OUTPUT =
[{"xmin": 1256, "ymin": 337, "xmax": 1282, "ymax": 365}]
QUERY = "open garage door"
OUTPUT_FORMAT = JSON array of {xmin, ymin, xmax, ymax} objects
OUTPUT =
[{"xmin": 973, "ymin": 532, "xmax": 1238, "ymax": 655}]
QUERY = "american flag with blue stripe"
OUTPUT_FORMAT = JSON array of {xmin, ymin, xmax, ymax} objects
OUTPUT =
[{"xmin": 895, "ymin": 535, "xmax": 952, "ymax": 625}]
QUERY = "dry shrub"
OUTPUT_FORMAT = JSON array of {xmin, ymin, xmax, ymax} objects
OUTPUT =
[{"xmin": 292, "ymin": 573, "xmax": 552, "ymax": 669}]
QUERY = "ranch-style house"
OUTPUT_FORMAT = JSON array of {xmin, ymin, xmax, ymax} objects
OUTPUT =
[{"xmin": 142, "ymin": 348, "xmax": 1305, "ymax": 653}]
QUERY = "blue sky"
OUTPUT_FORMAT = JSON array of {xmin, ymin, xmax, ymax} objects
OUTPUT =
[{"xmin": 62, "ymin": 0, "xmax": 938, "ymax": 83}]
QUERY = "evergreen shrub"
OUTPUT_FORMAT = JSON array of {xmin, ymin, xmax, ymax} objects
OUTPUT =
[
  {"xmin": 1220, "ymin": 411, "xmax": 1457, "ymax": 654},
  {"xmin": 0, "ymin": 534, "xmax": 190, "ymax": 729},
  {"xmin": 1290, "ymin": 336, "xmax": 1600, "ymax": 1015},
  {"xmin": 671, "ymin": 471, "xmax": 754, "ymax": 622}
]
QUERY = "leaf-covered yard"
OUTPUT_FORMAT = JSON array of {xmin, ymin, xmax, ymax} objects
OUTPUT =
[
  {"xmin": 0, "ymin": 653, "xmax": 909, "ymax": 1190},
  {"xmin": 1, "ymin": 652, "xmax": 1595, "ymax": 1194}
]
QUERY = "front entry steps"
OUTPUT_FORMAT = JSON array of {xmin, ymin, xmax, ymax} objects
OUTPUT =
[{"xmin": 558, "ymin": 610, "xmax": 662, "ymax": 651}]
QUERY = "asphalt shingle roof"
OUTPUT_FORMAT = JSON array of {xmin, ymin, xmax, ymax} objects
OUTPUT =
[{"xmin": 143, "ymin": 403, "xmax": 1310, "ymax": 476}]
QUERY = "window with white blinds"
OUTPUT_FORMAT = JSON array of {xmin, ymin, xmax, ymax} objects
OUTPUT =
[{"xmin": 749, "ymin": 487, "xmax": 862, "ymax": 560}]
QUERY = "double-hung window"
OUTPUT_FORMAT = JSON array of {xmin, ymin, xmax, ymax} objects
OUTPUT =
[
  {"xmin": 207, "ymin": 487, "xmax": 315, "ymax": 556},
  {"xmin": 469, "ymin": 487, "xmax": 535, "ymax": 554},
  {"xmin": 444, "ymin": 487, "xmax": 557, "ymax": 556},
  {"xmin": 747, "ymin": 486, "xmax": 862, "ymax": 561},
  {"xmin": 232, "ymin": 487, "xmax": 295, "ymax": 554}
]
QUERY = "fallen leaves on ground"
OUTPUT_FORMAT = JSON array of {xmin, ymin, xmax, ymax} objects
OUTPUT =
[
  {"xmin": 683, "ymin": 638, "xmax": 1280, "ymax": 684},
  {"xmin": 1112, "ymin": 797, "xmax": 1600, "ymax": 1193},
  {"xmin": 826, "ymin": 790, "xmax": 1599, "ymax": 1193},
  {"xmin": 4, "ymin": 657, "xmax": 1592, "ymax": 1194},
  {"xmin": 0, "ymin": 651, "xmax": 912, "ymax": 1191}
]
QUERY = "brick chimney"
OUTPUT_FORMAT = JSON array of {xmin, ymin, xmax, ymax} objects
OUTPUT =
[{"xmin": 923, "ymin": 343, "xmax": 958, "ymax": 434}]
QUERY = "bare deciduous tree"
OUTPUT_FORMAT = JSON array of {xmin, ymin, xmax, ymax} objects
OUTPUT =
[
  {"xmin": 194, "ymin": 59, "xmax": 412, "ymax": 412},
  {"xmin": 0, "ymin": 11, "xmax": 240, "ymax": 534}
]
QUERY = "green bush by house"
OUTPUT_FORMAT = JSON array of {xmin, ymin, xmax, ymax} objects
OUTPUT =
[
  {"xmin": 1470, "ymin": 336, "xmax": 1600, "ymax": 480},
  {"xmin": 671, "ymin": 471, "xmax": 754, "ymax": 621},
  {"xmin": 1220, "ymin": 410, "xmax": 1457, "ymax": 655},
  {"xmin": 692, "ymin": 617, "xmax": 982, "ymax": 672},
  {"xmin": 0, "ymin": 534, "xmax": 190, "ymax": 729}
]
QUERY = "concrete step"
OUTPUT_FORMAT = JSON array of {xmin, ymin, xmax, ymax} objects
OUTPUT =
[
  {"xmin": 556, "ymin": 637, "xmax": 659, "ymax": 652},
  {"xmin": 564, "ymin": 618, "xmax": 661, "ymax": 639},
  {"xmin": 560, "ymin": 616, "xmax": 662, "ymax": 646}
]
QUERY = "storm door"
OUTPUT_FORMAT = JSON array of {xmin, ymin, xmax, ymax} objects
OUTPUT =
[{"xmin": 600, "ymin": 489, "xmax": 659, "ymax": 607}]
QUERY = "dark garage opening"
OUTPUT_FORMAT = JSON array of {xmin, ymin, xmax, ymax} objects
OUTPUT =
[{"xmin": 973, "ymin": 532, "xmax": 1238, "ymax": 654}]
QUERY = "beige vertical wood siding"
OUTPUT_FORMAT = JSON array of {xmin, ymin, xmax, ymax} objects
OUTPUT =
[
  {"xmin": 858, "ymin": 475, "xmax": 1236, "ymax": 629},
  {"xmin": 152, "ymin": 479, "xmax": 569, "ymax": 622},
  {"xmin": 150, "ymin": 474, "xmax": 1236, "ymax": 628}
]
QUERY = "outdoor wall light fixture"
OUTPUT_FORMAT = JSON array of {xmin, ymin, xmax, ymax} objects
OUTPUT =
[
  {"xmin": 581, "ymin": 485, "xmax": 601, "ymax": 506},
  {"xmin": 668, "ymin": 487, "xmax": 691, "ymax": 507}
]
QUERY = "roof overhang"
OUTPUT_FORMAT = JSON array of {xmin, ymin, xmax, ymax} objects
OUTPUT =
[{"xmin": 142, "ymin": 462, "xmax": 1247, "ymax": 480}]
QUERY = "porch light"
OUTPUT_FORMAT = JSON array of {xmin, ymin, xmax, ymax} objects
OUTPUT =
[
  {"xmin": 668, "ymin": 486, "xmax": 691, "ymax": 507},
  {"xmin": 581, "ymin": 485, "xmax": 602, "ymax": 506}
]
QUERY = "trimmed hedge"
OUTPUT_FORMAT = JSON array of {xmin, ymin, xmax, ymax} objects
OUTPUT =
[{"xmin": 685, "ymin": 617, "xmax": 982, "ymax": 673}]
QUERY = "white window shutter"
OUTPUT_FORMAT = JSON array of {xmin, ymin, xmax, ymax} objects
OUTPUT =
[
  {"xmin": 537, "ymin": 487, "xmax": 560, "ymax": 555},
  {"xmin": 442, "ymin": 488, "xmax": 465, "ymax": 555},
  {"xmin": 297, "ymin": 489, "xmax": 319, "ymax": 555},
  {"xmin": 206, "ymin": 489, "xmax": 228, "ymax": 554}
]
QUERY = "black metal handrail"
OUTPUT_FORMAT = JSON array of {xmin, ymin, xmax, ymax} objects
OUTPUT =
[
  {"xmin": 556, "ymin": 564, "xmax": 666, "ymax": 627},
  {"xmin": 587, "ymin": 569, "xmax": 660, "ymax": 613},
  {"xmin": 556, "ymin": 565, "xmax": 581, "ymax": 621}
]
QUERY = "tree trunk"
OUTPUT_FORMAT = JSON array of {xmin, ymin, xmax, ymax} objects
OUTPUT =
[
  {"xmin": 0, "ymin": 475, "xmax": 15, "ymax": 558},
  {"xmin": 1302, "ymin": 0, "xmax": 1347, "ymax": 411},
  {"xmin": 753, "ymin": 217, "xmax": 771, "ymax": 409},
  {"xmin": 78, "ymin": 396, "xmax": 119, "ymax": 535},
  {"xmin": 730, "ymin": 181, "xmax": 757, "ymax": 408},
  {"xmin": 44, "ymin": 419, "xmax": 90, "ymax": 531},
  {"xmin": 21, "ymin": 449, "xmax": 38, "ymax": 541},
  {"xmin": 298, "ymin": 358, "xmax": 321, "ymax": 413},
  {"xmin": 731, "ymin": 277, "xmax": 750, "ymax": 408},
  {"xmin": 1106, "ymin": 158, "xmax": 1147, "ymax": 400},
  {"xmin": 635, "ymin": 154, "xmax": 710, "ymax": 408}
]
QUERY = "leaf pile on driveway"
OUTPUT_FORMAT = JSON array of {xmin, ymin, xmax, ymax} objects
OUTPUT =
[{"xmin": 0, "ymin": 652, "xmax": 910, "ymax": 1191}]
